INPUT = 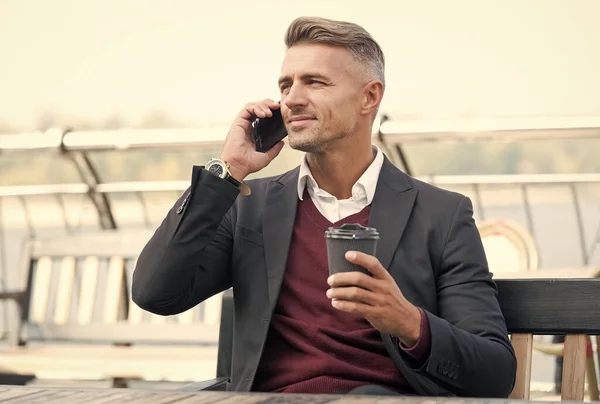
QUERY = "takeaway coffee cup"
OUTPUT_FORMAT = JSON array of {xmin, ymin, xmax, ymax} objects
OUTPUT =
[{"xmin": 325, "ymin": 223, "xmax": 379, "ymax": 275}]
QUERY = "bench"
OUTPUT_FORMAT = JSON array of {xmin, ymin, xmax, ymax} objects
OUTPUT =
[
  {"xmin": 0, "ymin": 231, "xmax": 224, "ymax": 387},
  {"xmin": 493, "ymin": 267, "xmax": 600, "ymax": 399},
  {"xmin": 180, "ymin": 278, "xmax": 600, "ymax": 400},
  {"xmin": 497, "ymin": 278, "xmax": 600, "ymax": 401}
]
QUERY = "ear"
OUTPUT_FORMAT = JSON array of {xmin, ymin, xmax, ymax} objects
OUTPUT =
[{"xmin": 360, "ymin": 80, "xmax": 384, "ymax": 117}]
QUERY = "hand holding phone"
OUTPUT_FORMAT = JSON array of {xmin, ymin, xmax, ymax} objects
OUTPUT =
[
  {"xmin": 220, "ymin": 99, "xmax": 285, "ymax": 182},
  {"xmin": 252, "ymin": 106, "xmax": 288, "ymax": 153}
]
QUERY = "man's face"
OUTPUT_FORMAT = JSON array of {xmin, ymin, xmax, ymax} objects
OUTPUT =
[{"xmin": 278, "ymin": 43, "xmax": 365, "ymax": 153}]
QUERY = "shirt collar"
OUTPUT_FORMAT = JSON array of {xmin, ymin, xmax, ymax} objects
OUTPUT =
[{"xmin": 297, "ymin": 145, "xmax": 384, "ymax": 204}]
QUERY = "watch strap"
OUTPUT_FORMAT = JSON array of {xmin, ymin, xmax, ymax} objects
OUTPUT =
[
  {"xmin": 208, "ymin": 158, "xmax": 251, "ymax": 196},
  {"xmin": 224, "ymin": 173, "xmax": 242, "ymax": 187}
]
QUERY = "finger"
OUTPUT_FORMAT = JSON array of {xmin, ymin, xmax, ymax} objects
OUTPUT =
[
  {"xmin": 259, "ymin": 100, "xmax": 281, "ymax": 118},
  {"xmin": 263, "ymin": 99, "xmax": 280, "ymax": 109},
  {"xmin": 232, "ymin": 100, "xmax": 282, "ymax": 138},
  {"xmin": 345, "ymin": 251, "xmax": 390, "ymax": 280},
  {"xmin": 238, "ymin": 101, "xmax": 275, "ymax": 121},
  {"xmin": 232, "ymin": 103, "xmax": 267, "ymax": 133},
  {"xmin": 326, "ymin": 286, "xmax": 377, "ymax": 306},
  {"xmin": 253, "ymin": 105, "xmax": 268, "ymax": 118},
  {"xmin": 331, "ymin": 299, "xmax": 373, "ymax": 316},
  {"xmin": 327, "ymin": 271, "xmax": 377, "ymax": 290}
]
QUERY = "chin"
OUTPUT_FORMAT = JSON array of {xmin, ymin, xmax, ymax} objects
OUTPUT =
[
  {"xmin": 288, "ymin": 139, "xmax": 323, "ymax": 153},
  {"xmin": 287, "ymin": 127, "xmax": 327, "ymax": 153}
]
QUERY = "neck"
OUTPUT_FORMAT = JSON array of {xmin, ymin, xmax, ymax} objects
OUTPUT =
[{"xmin": 306, "ymin": 136, "xmax": 375, "ymax": 200}]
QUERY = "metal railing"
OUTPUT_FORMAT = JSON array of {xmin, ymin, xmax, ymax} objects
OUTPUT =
[
  {"xmin": 374, "ymin": 115, "xmax": 600, "ymax": 177},
  {"xmin": 1, "ymin": 117, "xmax": 600, "ymax": 263},
  {"xmin": 374, "ymin": 115, "xmax": 600, "ymax": 267},
  {"xmin": 0, "ymin": 127, "xmax": 232, "ymax": 230}
]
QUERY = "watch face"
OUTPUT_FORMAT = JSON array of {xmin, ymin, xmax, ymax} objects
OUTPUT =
[{"xmin": 207, "ymin": 161, "xmax": 226, "ymax": 178}]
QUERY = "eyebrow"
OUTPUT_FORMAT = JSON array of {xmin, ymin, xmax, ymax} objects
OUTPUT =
[{"xmin": 278, "ymin": 73, "xmax": 331, "ymax": 87}]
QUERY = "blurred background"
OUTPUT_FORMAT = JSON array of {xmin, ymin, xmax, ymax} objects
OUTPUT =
[{"xmin": 1, "ymin": 0, "xmax": 599, "ymax": 399}]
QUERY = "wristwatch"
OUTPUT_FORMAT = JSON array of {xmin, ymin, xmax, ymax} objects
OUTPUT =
[{"xmin": 205, "ymin": 158, "xmax": 251, "ymax": 196}]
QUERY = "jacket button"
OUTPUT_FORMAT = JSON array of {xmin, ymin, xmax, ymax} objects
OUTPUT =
[
  {"xmin": 437, "ymin": 364, "xmax": 444, "ymax": 373},
  {"xmin": 176, "ymin": 206, "xmax": 183, "ymax": 214}
]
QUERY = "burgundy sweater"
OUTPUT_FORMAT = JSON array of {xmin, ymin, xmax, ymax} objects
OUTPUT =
[{"xmin": 252, "ymin": 194, "xmax": 431, "ymax": 394}]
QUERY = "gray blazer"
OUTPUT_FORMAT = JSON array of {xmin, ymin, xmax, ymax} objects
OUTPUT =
[{"xmin": 132, "ymin": 157, "xmax": 516, "ymax": 397}]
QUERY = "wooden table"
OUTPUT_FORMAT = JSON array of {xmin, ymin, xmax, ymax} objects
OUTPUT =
[{"xmin": 0, "ymin": 385, "xmax": 566, "ymax": 404}]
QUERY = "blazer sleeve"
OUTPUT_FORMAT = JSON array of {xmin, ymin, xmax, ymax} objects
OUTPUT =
[
  {"xmin": 400, "ymin": 196, "xmax": 517, "ymax": 397},
  {"xmin": 132, "ymin": 166, "xmax": 239, "ymax": 315}
]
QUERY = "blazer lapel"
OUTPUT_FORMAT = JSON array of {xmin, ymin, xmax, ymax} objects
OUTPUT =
[
  {"xmin": 263, "ymin": 168, "xmax": 300, "ymax": 312},
  {"xmin": 368, "ymin": 157, "xmax": 418, "ymax": 271}
]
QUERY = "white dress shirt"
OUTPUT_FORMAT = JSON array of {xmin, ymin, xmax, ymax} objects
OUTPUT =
[{"xmin": 297, "ymin": 145, "xmax": 385, "ymax": 223}]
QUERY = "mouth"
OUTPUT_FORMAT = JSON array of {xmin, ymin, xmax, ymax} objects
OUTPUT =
[{"xmin": 288, "ymin": 116, "xmax": 316, "ymax": 128}]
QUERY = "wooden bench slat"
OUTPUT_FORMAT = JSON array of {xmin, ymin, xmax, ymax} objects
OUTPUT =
[
  {"xmin": 53, "ymin": 257, "xmax": 76, "ymax": 325},
  {"xmin": 12, "ymin": 389, "xmax": 77, "ymax": 404},
  {"xmin": 128, "ymin": 305, "xmax": 145, "ymax": 324},
  {"xmin": 103, "ymin": 257, "xmax": 125, "ymax": 324},
  {"xmin": 21, "ymin": 323, "xmax": 220, "ymax": 345},
  {"xmin": 0, "ymin": 345, "xmax": 217, "ymax": 382},
  {"xmin": 31, "ymin": 230, "xmax": 154, "ymax": 258},
  {"xmin": 125, "ymin": 259, "xmax": 145, "ymax": 325},
  {"xmin": 0, "ymin": 388, "xmax": 44, "ymax": 400},
  {"xmin": 56, "ymin": 390, "xmax": 119, "ymax": 404},
  {"xmin": 597, "ymin": 336, "xmax": 600, "ymax": 395},
  {"xmin": 586, "ymin": 338, "xmax": 600, "ymax": 402},
  {"xmin": 29, "ymin": 257, "xmax": 53, "ymax": 324},
  {"xmin": 561, "ymin": 334, "xmax": 587, "ymax": 401},
  {"xmin": 76, "ymin": 256, "xmax": 99, "ymax": 325},
  {"xmin": 509, "ymin": 333, "xmax": 533, "ymax": 400}
]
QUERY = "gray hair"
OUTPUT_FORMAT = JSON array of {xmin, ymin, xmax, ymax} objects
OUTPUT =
[{"xmin": 284, "ymin": 16, "xmax": 385, "ymax": 88}]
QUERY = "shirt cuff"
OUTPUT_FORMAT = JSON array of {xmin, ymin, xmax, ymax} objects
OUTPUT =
[{"xmin": 398, "ymin": 307, "xmax": 431, "ymax": 361}]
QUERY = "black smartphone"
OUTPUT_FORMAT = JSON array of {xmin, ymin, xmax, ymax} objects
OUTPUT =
[{"xmin": 252, "ymin": 107, "xmax": 288, "ymax": 153}]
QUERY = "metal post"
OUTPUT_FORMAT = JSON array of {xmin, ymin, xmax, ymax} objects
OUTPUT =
[
  {"xmin": 521, "ymin": 184, "xmax": 536, "ymax": 238},
  {"xmin": 55, "ymin": 193, "xmax": 72, "ymax": 234},
  {"xmin": 60, "ymin": 129, "xmax": 117, "ymax": 230},
  {"xmin": 394, "ymin": 144, "xmax": 413, "ymax": 176},
  {"xmin": 17, "ymin": 196, "xmax": 35, "ymax": 237}
]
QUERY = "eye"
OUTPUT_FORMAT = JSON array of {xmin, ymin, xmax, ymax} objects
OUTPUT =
[
  {"xmin": 279, "ymin": 84, "xmax": 291, "ymax": 93},
  {"xmin": 309, "ymin": 80, "xmax": 324, "ymax": 85}
]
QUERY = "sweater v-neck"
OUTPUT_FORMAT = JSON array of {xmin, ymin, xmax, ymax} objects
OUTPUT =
[{"xmin": 299, "ymin": 191, "xmax": 371, "ymax": 229}]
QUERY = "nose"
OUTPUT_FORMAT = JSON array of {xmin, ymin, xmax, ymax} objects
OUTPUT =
[{"xmin": 283, "ymin": 83, "xmax": 309, "ymax": 111}]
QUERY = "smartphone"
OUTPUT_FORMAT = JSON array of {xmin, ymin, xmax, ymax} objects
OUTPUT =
[{"xmin": 252, "ymin": 107, "xmax": 288, "ymax": 153}]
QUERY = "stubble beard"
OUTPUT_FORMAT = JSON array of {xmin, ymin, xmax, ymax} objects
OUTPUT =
[{"xmin": 288, "ymin": 123, "xmax": 353, "ymax": 154}]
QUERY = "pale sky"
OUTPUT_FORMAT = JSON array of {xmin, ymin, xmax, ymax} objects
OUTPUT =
[{"xmin": 1, "ymin": 0, "xmax": 600, "ymax": 131}]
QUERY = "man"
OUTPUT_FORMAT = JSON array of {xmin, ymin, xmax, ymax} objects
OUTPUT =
[{"xmin": 132, "ymin": 16, "xmax": 516, "ymax": 397}]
